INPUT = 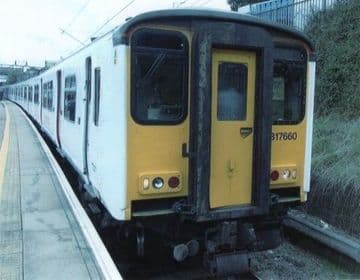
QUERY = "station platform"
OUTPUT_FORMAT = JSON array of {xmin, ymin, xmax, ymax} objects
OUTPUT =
[{"xmin": 0, "ymin": 102, "xmax": 121, "ymax": 280}]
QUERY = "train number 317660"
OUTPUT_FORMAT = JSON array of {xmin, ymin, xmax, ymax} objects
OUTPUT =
[{"xmin": 272, "ymin": 132, "xmax": 298, "ymax": 141}]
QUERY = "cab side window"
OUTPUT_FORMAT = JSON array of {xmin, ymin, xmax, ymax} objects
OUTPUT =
[{"xmin": 272, "ymin": 47, "xmax": 307, "ymax": 124}]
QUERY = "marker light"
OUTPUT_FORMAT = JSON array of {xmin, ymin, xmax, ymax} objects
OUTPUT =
[
  {"xmin": 292, "ymin": 170, "xmax": 297, "ymax": 179},
  {"xmin": 168, "ymin": 176, "xmax": 180, "ymax": 188},
  {"xmin": 143, "ymin": 177, "xmax": 150, "ymax": 190},
  {"xmin": 271, "ymin": 170, "xmax": 279, "ymax": 181},
  {"xmin": 282, "ymin": 169, "xmax": 291, "ymax": 179},
  {"xmin": 152, "ymin": 177, "xmax": 164, "ymax": 189}
]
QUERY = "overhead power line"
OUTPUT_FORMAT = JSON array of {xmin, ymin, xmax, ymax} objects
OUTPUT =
[
  {"xmin": 90, "ymin": 0, "xmax": 137, "ymax": 38},
  {"xmin": 173, "ymin": 0, "xmax": 191, "ymax": 8},
  {"xmin": 186, "ymin": 0, "xmax": 206, "ymax": 7},
  {"xmin": 64, "ymin": 0, "xmax": 92, "ymax": 31},
  {"xmin": 198, "ymin": 0, "xmax": 213, "ymax": 7},
  {"xmin": 60, "ymin": 28, "xmax": 86, "ymax": 46}
]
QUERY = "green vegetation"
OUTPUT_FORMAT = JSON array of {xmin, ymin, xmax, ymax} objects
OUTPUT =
[
  {"xmin": 312, "ymin": 116, "xmax": 359, "ymax": 187},
  {"xmin": 305, "ymin": 0, "xmax": 360, "ymax": 119},
  {"xmin": 305, "ymin": 0, "xmax": 360, "ymax": 235},
  {"xmin": 308, "ymin": 116, "xmax": 360, "ymax": 230}
]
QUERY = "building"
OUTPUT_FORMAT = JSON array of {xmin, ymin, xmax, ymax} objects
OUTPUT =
[{"xmin": 0, "ymin": 62, "xmax": 44, "ymax": 85}]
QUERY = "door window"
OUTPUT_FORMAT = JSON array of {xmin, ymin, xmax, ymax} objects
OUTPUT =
[
  {"xmin": 217, "ymin": 63, "xmax": 248, "ymax": 121},
  {"xmin": 64, "ymin": 75, "xmax": 77, "ymax": 122},
  {"xmin": 94, "ymin": 68, "xmax": 101, "ymax": 126}
]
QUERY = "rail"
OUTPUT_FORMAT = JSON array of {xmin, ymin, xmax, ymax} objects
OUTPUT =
[{"xmin": 283, "ymin": 209, "xmax": 360, "ymax": 263}]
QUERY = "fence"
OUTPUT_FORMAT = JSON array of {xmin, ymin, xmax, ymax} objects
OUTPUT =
[{"xmin": 249, "ymin": 0, "xmax": 339, "ymax": 30}]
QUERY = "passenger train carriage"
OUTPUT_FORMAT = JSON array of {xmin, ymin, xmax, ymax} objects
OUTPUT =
[{"xmin": 2, "ymin": 9, "xmax": 315, "ymax": 275}]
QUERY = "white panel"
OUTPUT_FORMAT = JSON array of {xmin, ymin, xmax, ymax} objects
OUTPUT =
[
  {"xmin": 95, "ymin": 45, "xmax": 128, "ymax": 220},
  {"xmin": 303, "ymin": 61, "xmax": 316, "ymax": 193}
]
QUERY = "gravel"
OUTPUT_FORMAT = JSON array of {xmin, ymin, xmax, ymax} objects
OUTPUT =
[{"xmin": 250, "ymin": 239, "xmax": 360, "ymax": 280}]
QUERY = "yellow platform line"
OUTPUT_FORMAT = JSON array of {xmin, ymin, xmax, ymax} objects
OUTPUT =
[{"xmin": 0, "ymin": 102, "xmax": 10, "ymax": 198}]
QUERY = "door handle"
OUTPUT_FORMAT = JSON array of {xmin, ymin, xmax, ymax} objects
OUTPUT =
[
  {"xmin": 227, "ymin": 159, "xmax": 235, "ymax": 171},
  {"xmin": 182, "ymin": 143, "xmax": 190, "ymax": 158}
]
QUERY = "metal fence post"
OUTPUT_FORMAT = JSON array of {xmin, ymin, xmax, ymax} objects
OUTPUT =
[{"xmin": 322, "ymin": 0, "xmax": 327, "ymax": 10}]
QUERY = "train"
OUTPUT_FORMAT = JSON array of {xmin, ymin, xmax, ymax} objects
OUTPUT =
[{"xmin": 1, "ymin": 9, "xmax": 315, "ymax": 276}]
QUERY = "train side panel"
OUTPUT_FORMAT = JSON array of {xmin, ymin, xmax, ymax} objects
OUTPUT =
[{"xmin": 86, "ymin": 44, "xmax": 129, "ymax": 219}]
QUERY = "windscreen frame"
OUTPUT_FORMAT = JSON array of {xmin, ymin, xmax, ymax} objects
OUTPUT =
[{"xmin": 130, "ymin": 28, "xmax": 189, "ymax": 125}]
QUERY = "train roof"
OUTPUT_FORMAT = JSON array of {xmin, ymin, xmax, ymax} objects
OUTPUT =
[{"xmin": 113, "ymin": 8, "xmax": 314, "ymax": 50}]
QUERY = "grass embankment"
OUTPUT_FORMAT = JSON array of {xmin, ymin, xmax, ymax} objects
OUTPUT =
[
  {"xmin": 304, "ymin": 0, "xmax": 360, "ymax": 235},
  {"xmin": 307, "ymin": 116, "xmax": 360, "ymax": 235}
]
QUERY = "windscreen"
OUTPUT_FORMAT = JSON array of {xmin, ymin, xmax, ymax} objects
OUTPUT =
[{"xmin": 131, "ymin": 29, "xmax": 188, "ymax": 125}]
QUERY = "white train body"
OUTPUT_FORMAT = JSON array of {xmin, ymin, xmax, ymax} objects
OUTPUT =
[{"xmin": 6, "ymin": 32, "xmax": 128, "ymax": 220}]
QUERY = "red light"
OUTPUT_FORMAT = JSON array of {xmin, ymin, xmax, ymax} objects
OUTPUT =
[
  {"xmin": 168, "ymin": 176, "xmax": 180, "ymax": 188},
  {"xmin": 271, "ymin": 170, "xmax": 279, "ymax": 181}
]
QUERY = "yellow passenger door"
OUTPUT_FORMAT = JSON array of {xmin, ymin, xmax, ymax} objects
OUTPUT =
[{"xmin": 210, "ymin": 49, "xmax": 256, "ymax": 208}]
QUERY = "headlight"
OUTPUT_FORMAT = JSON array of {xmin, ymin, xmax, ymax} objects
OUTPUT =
[
  {"xmin": 143, "ymin": 177, "xmax": 150, "ymax": 189},
  {"xmin": 282, "ymin": 169, "xmax": 291, "ymax": 179},
  {"xmin": 152, "ymin": 177, "xmax": 164, "ymax": 189}
]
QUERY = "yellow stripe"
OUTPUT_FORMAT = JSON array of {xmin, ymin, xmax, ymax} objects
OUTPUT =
[{"xmin": 0, "ymin": 102, "xmax": 10, "ymax": 198}]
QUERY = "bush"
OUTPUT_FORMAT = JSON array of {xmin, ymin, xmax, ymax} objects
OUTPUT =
[{"xmin": 305, "ymin": 0, "xmax": 360, "ymax": 119}]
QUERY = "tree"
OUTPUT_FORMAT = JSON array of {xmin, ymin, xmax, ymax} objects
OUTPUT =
[
  {"xmin": 5, "ymin": 70, "xmax": 19, "ymax": 85},
  {"xmin": 305, "ymin": 0, "xmax": 360, "ymax": 118}
]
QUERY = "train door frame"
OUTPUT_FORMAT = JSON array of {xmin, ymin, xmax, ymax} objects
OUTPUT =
[
  {"xmin": 40, "ymin": 78, "xmax": 43, "ymax": 125},
  {"xmin": 84, "ymin": 57, "xmax": 92, "ymax": 175},
  {"xmin": 209, "ymin": 49, "xmax": 256, "ymax": 209},
  {"xmin": 56, "ymin": 70, "xmax": 62, "ymax": 149},
  {"xmin": 183, "ymin": 21, "xmax": 274, "ymax": 221}
]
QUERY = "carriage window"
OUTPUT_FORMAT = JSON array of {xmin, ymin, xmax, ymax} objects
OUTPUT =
[
  {"xmin": 34, "ymin": 85, "xmax": 39, "ymax": 104},
  {"xmin": 64, "ymin": 75, "xmax": 76, "ymax": 122},
  {"xmin": 29, "ymin": 86, "xmax": 33, "ymax": 102},
  {"xmin": 131, "ymin": 29, "xmax": 188, "ymax": 125},
  {"xmin": 47, "ymin": 81, "xmax": 53, "ymax": 110},
  {"xmin": 218, "ymin": 63, "xmax": 248, "ymax": 121},
  {"xmin": 42, "ymin": 83, "xmax": 48, "ymax": 108},
  {"xmin": 272, "ymin": 62, "xmax": 306, "ymax": 124},
  {"xmin": 94, "ymin": 68, "xmax": 101, "ymax": 126},
  {"xmin": 24, "ymin": 87, "xmax": 27, "ymax": 101}
]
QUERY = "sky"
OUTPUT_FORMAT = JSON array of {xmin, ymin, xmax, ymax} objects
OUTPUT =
[{"xmin": 0, "ymin": 0, "xmax": 249, "ymax": 67}]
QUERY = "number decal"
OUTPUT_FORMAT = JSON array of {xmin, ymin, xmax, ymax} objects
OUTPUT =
[{"xmin": 271, "ymin": 132, "xmax": 298, "ymax": 141}]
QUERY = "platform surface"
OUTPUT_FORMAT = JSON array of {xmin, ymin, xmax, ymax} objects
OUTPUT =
[{"xmin": 0, "ymin": 102, "xmax": 102, "ymax": 280}]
